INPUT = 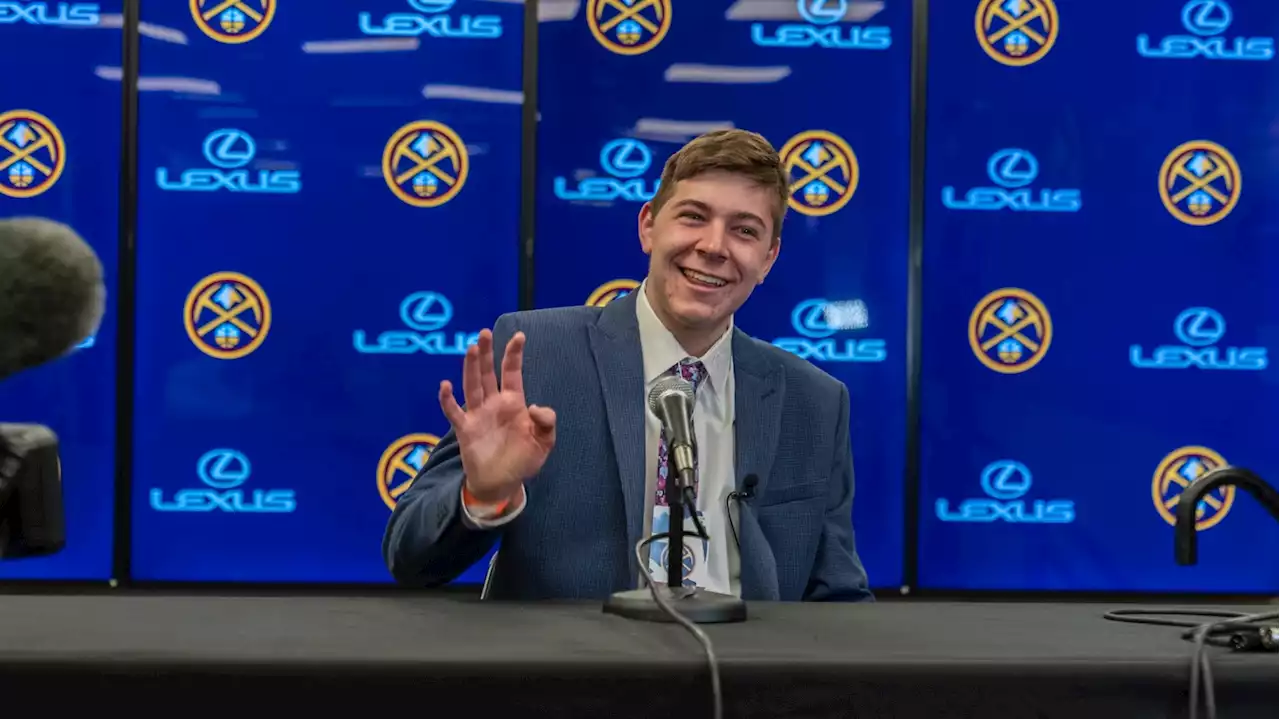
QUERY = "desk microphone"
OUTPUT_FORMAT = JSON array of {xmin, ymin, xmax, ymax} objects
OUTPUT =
[
  {"xmin": 646, "ymin": 376, "xmax": 710, "ymax": 543},
  {"xmin": 647, "ymin": 375, "xmax": 696, "ymax": 490},
  {"xmin": 603, "ymin": 372, "xmax": 746, "ymax": 621},
  {"xmin": 604, "ymin": 375, "xmax": 742, "ymax": 719},
  {"xmin": 0, "ymin": 217, "xmax": 104, "ymax": 559}
]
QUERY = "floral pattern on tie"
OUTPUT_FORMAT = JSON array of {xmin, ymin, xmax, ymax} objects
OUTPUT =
[{"xmin": 654, "ymin": 357, "xmax": 706, "ymax": 507}]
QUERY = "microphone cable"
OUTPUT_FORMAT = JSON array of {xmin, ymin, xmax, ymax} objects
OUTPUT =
[
  {"xmin": 633, "ymin": 489, "xmax": 722, "ymax": 719},
  {"xmin": 1102, "ymin": 608, "xmax": 1279, "ymax": 719},
  {"xmin": 725, "ymin": 474, "xmax": 758, "ymax": 548}
]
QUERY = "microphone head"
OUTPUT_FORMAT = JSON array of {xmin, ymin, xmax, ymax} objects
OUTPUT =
[
  {"xmin": 647, "ymin": 374, "xmax": 694, "ymax": 416},
  {"xmin": 0, "ymin": 217, "xmax": 105, "ymax": 381}
]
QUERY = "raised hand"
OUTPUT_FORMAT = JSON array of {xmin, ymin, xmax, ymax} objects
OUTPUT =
[{"xmin": 438, "ymin": 329, "xmax": 556, "ymax": 504}]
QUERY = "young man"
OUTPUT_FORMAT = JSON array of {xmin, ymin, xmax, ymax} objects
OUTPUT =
[{"xmin": 383, "ymin": 130, "xmax": 872, "ymax": 602}]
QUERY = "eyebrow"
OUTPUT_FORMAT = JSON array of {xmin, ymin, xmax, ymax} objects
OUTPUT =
[{"xmin": 672, "ymin": 199, "xmax": 767, "ymax": 229}]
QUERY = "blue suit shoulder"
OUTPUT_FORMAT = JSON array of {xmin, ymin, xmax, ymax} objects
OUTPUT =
[
  {"xmin": 739, "ymin": 332, "xmax": 849, "ymax": 398},
  {"xmin": 492, "ymin": 305, "xmax": 601, "ymax": 338}
]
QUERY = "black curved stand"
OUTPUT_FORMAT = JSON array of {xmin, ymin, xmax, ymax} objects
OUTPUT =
[{"xmin": 1175, "ymin": 465, "xmax": 1279, "ymax": 566}]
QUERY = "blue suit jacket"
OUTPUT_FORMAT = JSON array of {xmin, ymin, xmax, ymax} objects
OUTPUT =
[{"xmin": 382, "ymin": 291, "xmax": 872, "ymax": 602}]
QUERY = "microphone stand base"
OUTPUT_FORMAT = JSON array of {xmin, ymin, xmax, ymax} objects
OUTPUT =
[{"xmin": 603, "ymin": 586, "xmax": 747, "ymax": 624}]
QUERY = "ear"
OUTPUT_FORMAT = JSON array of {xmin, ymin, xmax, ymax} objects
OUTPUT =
[
  {"xmin": 638, "ymin": 202, "xmax": 656, "ymax": 255},
  {"xmin": 758, "ymin": 235, "xmax": 781, "ymax": 284}
]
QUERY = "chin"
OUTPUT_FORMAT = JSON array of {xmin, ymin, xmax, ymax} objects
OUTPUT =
[{"xmin": 670, "ymin": 298, "xmax": 727, "ymax": 327}]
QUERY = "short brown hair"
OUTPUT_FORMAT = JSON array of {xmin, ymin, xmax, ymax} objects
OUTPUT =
[{"xmin": 650, "ymin": 129, "xmax": 788, "ymax": 239}]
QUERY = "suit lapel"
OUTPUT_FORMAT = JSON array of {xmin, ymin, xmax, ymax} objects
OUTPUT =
[
  {"xmin": 732, "ymin": 330, "xmax": 785, "ymax": 601},
  {"xmin": 586, "ymin": 291, "xmax": 646, "ymax": 567},
  {"xmin": 732, "ymin": 329, "xmax": 784, "ymax": 498}
]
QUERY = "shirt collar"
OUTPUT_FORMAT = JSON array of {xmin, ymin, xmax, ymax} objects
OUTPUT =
[{"xmin": 635, "ymin": 279, "xmax": 733, "ymax": 398}]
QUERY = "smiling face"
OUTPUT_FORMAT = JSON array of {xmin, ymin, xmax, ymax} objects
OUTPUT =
[
  {"xmin": 636, "ymin": 130, "xmax": 787, "ymax": 355},
  {"xmin": 639, "ymin": 171, "xmax": 780, "ymax": 351}
]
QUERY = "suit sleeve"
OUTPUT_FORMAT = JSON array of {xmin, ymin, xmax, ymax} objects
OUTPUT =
[
  {"xmin": 381, "ymin": 314, "xmax": 521, "ymax": 587},
  {"xmin": 803, "ymin": 382, "xmax": 874, "ymax": 602}
]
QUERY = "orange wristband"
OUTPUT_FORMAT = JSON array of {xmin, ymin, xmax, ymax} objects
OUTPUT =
[{"xmin": 462, "ymin": 484, "xmax": 512, "ymax": 515}]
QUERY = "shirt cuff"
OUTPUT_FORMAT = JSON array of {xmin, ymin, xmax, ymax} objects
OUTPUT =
[{"xmin": 459, "ymin": 484, "xmax": 527, "ymax": 530}]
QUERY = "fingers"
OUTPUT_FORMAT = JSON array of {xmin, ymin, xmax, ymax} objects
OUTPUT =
[
  {"xmin": 529, "ymin": 404, "xmax": 556, "ymax": 448},
  {"xmin": 461, "ymin": 339, "xmax": 484, "ymax": 410},
  {"xmin": 528, "ymin": 403, "xmax": 556, "ymax": 431},
  {"xmin": 478, "ymin": 329, "xmax": 499, "ymax": 399},
  {"xmin": 439, "ymin": 380, "xmax": 466, "ymax": 428},
  {"xmin": 501, "ymin": 332, "xmax": 526, "ymax": 398}
]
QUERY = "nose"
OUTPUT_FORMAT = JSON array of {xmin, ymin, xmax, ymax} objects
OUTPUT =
[{"xmin": 694, "ymin": 220, "xmax": 728, "ymax": 259}]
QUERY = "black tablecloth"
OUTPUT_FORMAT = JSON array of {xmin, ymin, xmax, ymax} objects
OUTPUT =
[{"xmin": 0, "ymin": 594, "xmax": 1274, "ymax": 717}]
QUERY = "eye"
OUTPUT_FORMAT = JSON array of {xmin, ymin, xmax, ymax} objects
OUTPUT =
[
  {"xmin": 679, "ymin": 211, "xmax": 704, "ymax": 221},
  {"xmin": 738, "ymin": 226, "xmax": 758, "ymax": 237}
]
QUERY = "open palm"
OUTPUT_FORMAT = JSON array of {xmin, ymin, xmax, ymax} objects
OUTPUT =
[{"xmin": 439, "ymin": 330, "xmax": 556, "ymax": 503}]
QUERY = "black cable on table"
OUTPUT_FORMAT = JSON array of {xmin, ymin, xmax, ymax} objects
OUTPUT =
[
  {"xmin": 627, "ymin": 488, "xmax": 735, "ymax": 719},
  {"xmin": 634, "ymin": 527, "xmax": 722, "ymax": 719},
  {"xmin": 1103, "ymin": 608, "xmax": 1279, "ymax": 719}
]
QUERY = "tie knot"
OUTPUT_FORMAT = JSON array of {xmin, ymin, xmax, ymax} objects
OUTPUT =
[{"xmin": 671, "ymin": 358, "xmax": 706, "ymax": 393}]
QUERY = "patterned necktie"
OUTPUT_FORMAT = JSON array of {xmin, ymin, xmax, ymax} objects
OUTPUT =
[{"xmin": 654, "ymin": 357, "xmax": 706, "ymax": 507}]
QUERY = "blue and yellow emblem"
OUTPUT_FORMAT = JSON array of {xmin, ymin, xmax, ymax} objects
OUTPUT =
[
  {"xmin": 1158, "ymin": 140, "xmax": 1240, "ymax": 227},
  {"xmin": 1151, "ymin": 446, "xmax": 1234, "ymax": 531},
  {"xmin": 190, "ymin": 0, "xmax": 275, "ymax": 44},
  {"xmin": 975, "ymin": 0, "xmax": 1058, "ymax": 66},
  {"xmin": 382, "ymin": 120, "xmax": 469, "ymax": 208},
  {"xmin": 184, "ymin": 271, "xmax": 271, "ymax": 360},
  {"xmin": 969, "ymin": 288, "xmax": 1052, "ymax": 373},
  {"xmin": 778, "ymin": 130, "xmax": 859, "ymax": 217},
  {"xmin": 0, "ymin": 109, "xmax": 66, "ymax": 199},
  {"xmin": 586, "ymin": 279, "xmax": 640, "ymax": 307},
  {"xmin": 659, "ymin": 542, "xmax": 698, "ymax": 588},
  {"xmin": 378, "ymin": 433, "xmax": 440, "ymax": 510},
  {"xmin": 587, "ymin": 0, "xmax": 671, "ymax": 55}
]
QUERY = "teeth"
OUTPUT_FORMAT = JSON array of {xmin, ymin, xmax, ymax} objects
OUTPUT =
[{"xmin": 682, "ymin": 268, "xmax": 726, "ymax": 287}]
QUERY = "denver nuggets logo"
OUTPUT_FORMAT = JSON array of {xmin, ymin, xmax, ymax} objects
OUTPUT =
[
  {"xmin": 659, "ymin": 542, "xmax": 698, "ymax": 588},
  {"xmin": 377, "ymin": 433, "xmax": 439, "ymax": 510},
  {"xmin": 969, "ymin": 288, "xmax": 1051, "ymax": 373},
  {"xmin": 1151, "ymin": 446, "xmax": 1234, "ymax": 531},
  {"xmin": 191, "ymin": 0, "xmax": 275, "ymax": 44},
  {"xmin": 975, "ymin": 0, "xmax": 1059, "ymax": 66},
  {"xmin": 383, "ymin": 121, "xmax": 469, "ymax": 208},
  {"xmin": 1158, "ymin": 141, "xmax": 1241, "ymax": 227},
  {"xmin": 778, "ymin": 130, "xmax": 859, "ymax": 217},
  {"xmin": 183, "ymin": 271, "xmax": 271, "ymax": 360},
  {"xmin": 586, "ymin": 279, "xmax": 640, "ymax": 307},
  {"xmin": 587, "ymin": 0, "xmax": 671, "ymax": 56},
  {"xmin": 0, "ymin": 110, "xmax": 66, "ymax": 199}
]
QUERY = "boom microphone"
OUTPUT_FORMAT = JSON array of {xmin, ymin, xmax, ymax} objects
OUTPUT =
[
  {"xmin": 647, "ymin": 375, "xmax": 696, "ymax": 490},
  {"xmin": 0, "ymin": 217, "xmax": 105, "ymax": 381}
]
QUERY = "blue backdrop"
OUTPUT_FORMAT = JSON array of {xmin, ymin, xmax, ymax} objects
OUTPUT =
[
  {"xmin": 919, "ymin": 0, "xmax": 1279, "ymax": 592},
  {"xmin": 0, "ymin": 0, "xmax": 120, "ymax": 580},
  {"xmin": 2, "ymin": 0, "xmax": 1276, "ymax": 593},
  {"xmin": 535, "ymin": 0, "xmax": 911, "ymax": 590},
  {"xmin": 128, "ymin": 0, "xmax": 521, "ymax": 582}
]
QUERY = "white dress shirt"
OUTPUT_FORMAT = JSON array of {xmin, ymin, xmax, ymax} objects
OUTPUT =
[
  {"xmin": 460, "ymin": 283, "xmax": 740, "ymax": 596},
  {"xmin": 635, "ymin": 283, "xmax": 739, "ymax": 596}
]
